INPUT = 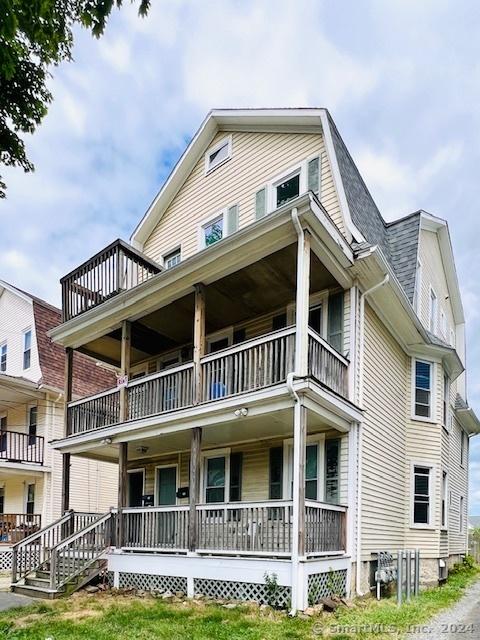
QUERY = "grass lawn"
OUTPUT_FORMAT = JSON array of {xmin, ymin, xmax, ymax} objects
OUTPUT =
[{"xmin": 0, "ymin": 565, "xmax": 477, "ymax": 640}]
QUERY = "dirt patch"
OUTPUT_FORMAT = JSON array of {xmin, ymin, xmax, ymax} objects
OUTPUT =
[
  {"xmin": 59, "ymin": 608, "xmax": 103, "ymax": 622},
  {"xmin": 14, "ymin": 613, "xmax": 48, "ymax": 629}
]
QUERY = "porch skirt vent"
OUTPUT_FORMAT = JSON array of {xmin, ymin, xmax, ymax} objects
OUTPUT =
[
  {"xmin": 0, "ymin": 551, "xmax": 12, "ymax": 571},
  {"xmin": 115, "ymin": 572, "xmax": 188, "ymax": 594},
  {"xmin": 194, "ymin": 578, "xmax": 291, "ymax": 609},
  {"xmin": 308, "ymin": 570, "xmax": 347, "ymax": 604}
]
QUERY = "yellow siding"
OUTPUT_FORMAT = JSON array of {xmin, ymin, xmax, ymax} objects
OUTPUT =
[
  {"xmin": 361, "ymin": 304, "xmax": 408, "ymax": 558},
  {"xmin": 143, "ymin": 130, "xmax": 345, "ymax": 262}
]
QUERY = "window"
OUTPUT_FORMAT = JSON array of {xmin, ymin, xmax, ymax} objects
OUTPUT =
[
  {"xmin": 308, "ymin": 304, "xmax": 323, "ymax": 335},
  {"xmin": 440, "ymin": 310, "xmax": 447, "ymax": 339},
  {"xmin": 327, "ymin": 292, "xmax": 344, "ymax": 353},
  {"xmin": 413, "ymin": 465, "xmax": 431, "ymax": 525},
  {"xmin": 429, "ymin": 288, "xmax": 437, "ymax": 334},
  {"xmin": 205, "ymin": 456, "xmax": 226, "ymax": 503},
  {"xmin": 443, "ymin": 374, "xmax": 450, "ymax": 429},
  {"xmin": 305, "ymin": 444, "xmax": 319, "ymax": 500},
  {"xmin": 23, "ymin": 330, "xmax": 32, "ymax": 370},
  {"xmin": 0, "ymin": 343, "xmax": 6, "ymax": 372},
  {"xmin": 414, "ymin": 260, "xmax": 422, "ymax": 314},
  {"xmin": 163, "ymin": 248, "xmax": 181, "ymax": 269},
  {"xmin": 272, "ymin": 313, "xmax": 287, "ymax": 331},
  {"xmin": 275, "ymin": 172, "xmax": 300, "ymax": 208},
  {"xmin": 460, "ymin": 430, "xmax": 466, "ymax": 467},
  {"xmin": 441, "ymin": 471, "xmax": 448, "ymax": 528},
  {"xmin": 203, "ymin": 215, "xmax": 223, "ymax": 247},
  {"xmin": 325, "ymin": 439, "xmax": 340, "ymax": 503},
  {"xmin": 414, "ymin": 360, "xmax": 432, "ymax": 419},
  {"xmin": 26, "ymin": 483, "xmax": 35, "ymax": 515},
  {"xmin": 0, "ymin": 487, "xmax": 4, "ymax": 513},
  {"xmin": 205, "ymin": 136, "xmax": 231, "ymax": 173},
  {"xmin": 0, "ymin": 415, "xmax": 6, "ymax": 453},
  {"xmin": 28, "ymin": 406, "xmax": 37, "ymax": 446},
  {"xmin": 269, "ymin": 447, "xmax": 283, "ymax": 499},
  {"xmin": 460, "ymin": 496, "xmax": 465, "ymax": 533}
]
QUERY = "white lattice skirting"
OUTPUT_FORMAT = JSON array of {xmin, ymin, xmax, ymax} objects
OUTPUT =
[
  {"xmin": 194, "ymin": 578, "xmax": 291, "ymax": 608},
  {"xmin": 116, "ymin": 572, "xmax": 188, "ymax": 594},
  {"xmin": 307, "ymin": 569, "xmax": 347, "ymax": 604},
  {"xmin": 0, "ymin": 551, "xmax": 12, "ymax": 571}
]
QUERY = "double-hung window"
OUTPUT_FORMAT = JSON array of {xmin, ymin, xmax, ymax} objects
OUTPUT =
[
  {"xmin": 414, "ymin": 360, "xmax": 432, "ymax": 419},
  {"xmin": 203, "ymin": 451, "xmax": 242, "ymax": 504},
  {"xmin": 460, "ymin": 430, "xmax": 466, "ymax": 467},
  {"xmin": 163, "ymin": 248, "xmax": 181, "ymax": 269},
  {"xmin": 26, "ymin": 483, "xmax": 35, "ymax": 516},
  {"xmin": 443, "ymin": 374, "xmax": 450, "ymax": 429},
  {"xmin": 460, "ymin": 496, "xmax": 465, "ymax": 532},
  {"xmin": 23, "ymin": 330, "xmax": 32, "ymax": 370},
  {"xmin": 413, "ymin": 465, "xmax": 431, "ymax": 525},
  {"xmin": 0, "ymin": 343, "xmax": 6, "ymax": 372},
  {"xmin": 441, "ymin": 471, "xmax": 448, "ymax": 529}
]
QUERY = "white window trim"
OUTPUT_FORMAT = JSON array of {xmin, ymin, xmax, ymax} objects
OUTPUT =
[
  {"xmin": 206, "ymin": 327, "xmax": 234, "ymax": 354},
  {"xmin": 201, "ymin": 447, "xmax": 231, "ymax": 503},
  {"xmin": 283, "ymin": 434, "xmax": 326, "ymax": 502},
  {"xmin": 459, "ymin": 496, "xmax": 465, "ymax": 533},
  {"xmin": 442, "ymin": 373, "xmax": 450, "ymax": 432},
  {"xmin": 157, "ymin": 349, "xmax": 183, "ymax": 371},
  {"xmin": 441, "ymin": 469, "xmax": 448, "ymax": 531},
  {"xmin": 411, "ymin": 358, "xmax": 437, "ymax": 424},
  {"xmin": 162, "ymin": 246, "xmax": 181, "ymax": 269},
  {"xmin": 460, "ymin": 429, "xmax": 467, "ymax": 469},
  {"xmin": 22, "ymin": 327, "xmax": 32, "ymax": 371},
  {"xmin": 0, "ymin": 341, "xmax": 6, "ymax": 373},
  {"xmin": 198, "ymin": 204, "xmax": 237, "ymax": 250},
  {"xmin": 410, "ymin": 461, "xmax": 436, "ymax": 530},
  {"xmin": 286, "ymin": 289, "xmax": 330, "ymax": 337},
  {"xmin": 127, "ymin": 468, "xmax": 145, "ymax": 506},
  {"xmin": 25, "ymin": 481, "xmax": 36, "ymax": 513},
  {"xmin": 154, "ymin": 464, "xmax": 178, "ymax": 506},
  {"xmin": 428, "ymin": 286, "xmax": 438, "ymax": 334},
  {"xmin": 204, "ymin": 135, "xmax": 232, "ymax": 174}
]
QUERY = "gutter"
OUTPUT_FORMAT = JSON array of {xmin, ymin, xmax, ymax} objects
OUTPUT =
[{"xmin": 356, "ymin": 274, "xmax": 389, "ymax": 597}]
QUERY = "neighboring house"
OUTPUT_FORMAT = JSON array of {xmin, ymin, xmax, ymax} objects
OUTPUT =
[
  {"xmin": 16, "ymin": 109, "xmax": 477, "ymax": 609},
  {"xmin": 0, "ymin": 280, "xmax": 118, "ymax": 568}
]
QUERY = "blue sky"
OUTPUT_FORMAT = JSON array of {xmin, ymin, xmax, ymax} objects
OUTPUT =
[{"xmin": 2, "ymin": 0, "xmax": 480, "ymax": 511}]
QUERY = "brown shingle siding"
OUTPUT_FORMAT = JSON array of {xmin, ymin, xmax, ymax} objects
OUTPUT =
[{"xmin": 33, "ymin": 301, "xmax": 115, "ymax": 397}]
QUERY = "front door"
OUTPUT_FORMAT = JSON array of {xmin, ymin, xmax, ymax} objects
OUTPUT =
[
  {"xmin": 156, "ymin": 466, "xmax": 177, "ymax": 505},
  {"xmin": 128, "ymin": 470, "xmax": 144, "ymax": 507}
]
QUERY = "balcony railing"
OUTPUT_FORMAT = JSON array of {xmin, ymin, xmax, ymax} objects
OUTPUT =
[
  {"xmin": 67, "ymin": 328, "xmax": 349, "ymax": 436},
  {"xmin": 120, "ymin": 501, "xmax": 346, "ymax": 557},
  {"xmin": 0, "ymin": 431, "xmax": 44, "ymax": 465},
  {"xmin": 0, "ymin": 513, "xmax": 42, "ymax": 544},
  {"xmin": 61, "ymin": 239, "xmax": 161, "ymax": 322}
]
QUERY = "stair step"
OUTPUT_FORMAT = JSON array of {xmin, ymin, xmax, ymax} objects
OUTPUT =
[
  {"xmin": 12, "ymin": 584, "xmax": 63, "ymax": 600},
  {"xmin": 25, "ymin": 576, "xmax": 52, "ymax": 589},
  {"xmin": 35, "ymin": 570, "xmax": 51, "ymax": 579}
]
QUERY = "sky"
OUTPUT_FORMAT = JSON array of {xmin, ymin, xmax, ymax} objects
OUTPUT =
[{"xmin": 2, "ymin": 0, "xmax": 480, "ymax": 511}]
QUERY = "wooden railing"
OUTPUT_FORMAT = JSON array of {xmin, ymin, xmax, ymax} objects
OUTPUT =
[
  {"xmin": 196, "ymin": 501, "xmax": 293, "ymax": 555},
  {"xmin": 201, "ymin": 328, "xmax": 295, "ymax": 402},
  {"xmin": 0, "ymin": 514, "xmax": 41, "ymax": 544},
  {"xmin": 66, "ymin": 327, "xmax": 350, "ymax": 436},
  {"xmin": 49, "ymin": 512, "xmax": 113, "ymax": 590},
  {"xmin": 307, "ymin": 329, "xmax": 349, "ymax": 398},
  {"xmin": 128, "ymin": 364, "xmax": 195, "ymax": 420},
  {"xmin": 305, "ymin": 501, "xmax": 347, "ymax": 555},
  {"xmin": 122, "ymin": 506, "xmax": 189, "ymax": 552},
  {"xmin": 11, "ymin": 511, "xmax": 101, "ymax": 584},
  {"xmin": 61, "ymin": 239, "xmax": 161, "ymax": 322},
  {"xmin": 67, "ymin": 388, "xmax": 120, "ymax": 435},
  {"xmin": 0, "ymin": 431, "xmax": 44, "ymax": 464}
]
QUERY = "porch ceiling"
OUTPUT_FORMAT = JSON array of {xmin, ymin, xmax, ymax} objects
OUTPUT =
[
  {"xmin": 76, "ymin": 245, "xmax": 337, "ymax": 367},
  {"xmin": 72, "ymin": 407, "xmax": 338, "ymax": 464}
]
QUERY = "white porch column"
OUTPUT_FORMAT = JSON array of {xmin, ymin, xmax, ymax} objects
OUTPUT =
[
  {"xmin": 346, "ymin": 421, "xmax": 359, "ymax": 596},
  {"xmin": 291, "ymin": 402, "xmax": 307, "ymax": 612},
  {"xmin": 294, "ymin": 228, "xmax": 311, "ymax": 377}
]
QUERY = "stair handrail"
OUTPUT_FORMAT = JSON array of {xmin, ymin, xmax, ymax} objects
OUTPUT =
[
  {"xmin": 11, "ymin": 511, "xmax": 74, "ymax": 584},
  {"xmin": 49, "ymin": 510, "xmax": 114, "ymax": 590}
]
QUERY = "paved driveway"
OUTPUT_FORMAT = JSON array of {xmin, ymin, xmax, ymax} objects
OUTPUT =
[
  {"xmin": 0, "ymin": 591, "xmax": 35, "ymax": 612},
  {"xmin": 413, "ymin": 578, "xmax": 480, "ymax": 638}
]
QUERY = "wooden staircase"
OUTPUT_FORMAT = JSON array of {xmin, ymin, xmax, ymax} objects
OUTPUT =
[{"xmin": 11, "ymin": 510, "xmax": 114, "ymax": 599}]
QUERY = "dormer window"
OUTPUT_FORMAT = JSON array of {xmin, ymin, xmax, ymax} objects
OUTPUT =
[
  {"xmin": 23, "ymin": 329, "xmax": 32, "ymax": 370},
  {"xmin": 205, "ymin": 136, "xmax": 232, "ymax": 173}
]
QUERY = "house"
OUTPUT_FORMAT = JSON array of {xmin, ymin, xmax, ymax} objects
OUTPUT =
[
  {"xmin": 0, "ymin": 280, "xmax": 118, "ymax": 570},
  {"xmin": 12, "ymin": 109, "xmax": 478, "ymax": 609}
]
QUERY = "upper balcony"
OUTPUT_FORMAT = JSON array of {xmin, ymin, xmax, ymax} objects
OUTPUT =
[{"xmin": 0, "ymin": 431, "xmax": 44, "ymax": 465}]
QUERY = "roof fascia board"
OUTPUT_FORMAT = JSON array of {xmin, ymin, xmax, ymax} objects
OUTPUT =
[
  {"xmin": 318, "ymin": 110, "xmax": 365, "ymax": 245},
  {"xmin": 456, "ymin": 407, "xmax": 480, "ymax": 435},
  {"xmin": 0, "ymin": 279, "xmax": 33, "ymax": 306}
]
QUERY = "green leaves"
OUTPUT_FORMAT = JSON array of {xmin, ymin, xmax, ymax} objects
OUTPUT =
[{"xmin": 0, "ymin": 0, "xmax": 150, "ymax": 197}]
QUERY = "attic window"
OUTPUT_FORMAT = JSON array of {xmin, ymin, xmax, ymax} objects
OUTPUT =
[
  {"xmin": 276, "ymin": 173, "xmax": 300, "ymax": 207},
  {"xmin": 205, "ymin": 136, "xmax": 232, "ymax": 173},
  {"xmin": 163, "ymin": 248, "xmax": 181, "ymax": 269}
]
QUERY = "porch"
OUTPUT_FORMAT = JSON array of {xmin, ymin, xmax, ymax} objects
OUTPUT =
[
  {"xmin": 0, "ymin": 513, "xmax": 42, "ymax": 545},
  {"xmin": 0, "ymin": 431, "xmax": 44, "ymax": 465}
]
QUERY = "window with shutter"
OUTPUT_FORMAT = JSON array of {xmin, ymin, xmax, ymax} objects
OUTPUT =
[
  {"xmin": 307, "ymin": 157, "xmax": 320, "ymax": 194},
  {"xmin": 327, "ymin": 292, "xmax": 344, "ymax": 353}
]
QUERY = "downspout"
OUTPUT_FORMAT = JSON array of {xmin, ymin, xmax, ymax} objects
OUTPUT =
[{"xmin": 355, "ymin": 273, "xmax": 389, "ymax": 596}]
